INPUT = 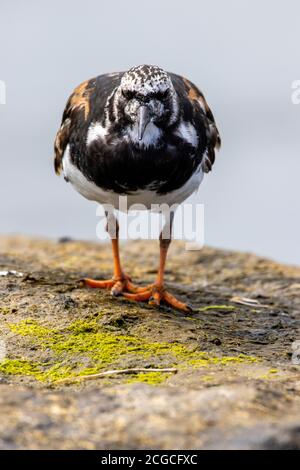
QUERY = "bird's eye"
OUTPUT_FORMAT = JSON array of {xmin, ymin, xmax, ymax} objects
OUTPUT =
[{"xmin": 122, "ymin": 89, "xmax": 134, "ymax": 100}]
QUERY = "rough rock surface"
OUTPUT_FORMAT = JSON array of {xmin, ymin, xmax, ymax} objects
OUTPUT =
[{"xmin": 0, "ymin": 236, "xmax": 299, "ymax": 449}]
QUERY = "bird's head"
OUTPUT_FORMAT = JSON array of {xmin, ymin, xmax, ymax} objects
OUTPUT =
[{"xmin": 114, "ymin": 65, "xmax": 179, "ymax": 142}]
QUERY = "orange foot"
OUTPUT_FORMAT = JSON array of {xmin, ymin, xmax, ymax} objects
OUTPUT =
[
  {"xmin": 122, "ymin": 284, "xmax": 192, "ymax": 313},
  {"xmin": 81, "ymin": 277, "xmax": 191, "ymax": 312},
  {"xmin": 80, "ymin": 274, "xmax": 143, "ymax": 297}
]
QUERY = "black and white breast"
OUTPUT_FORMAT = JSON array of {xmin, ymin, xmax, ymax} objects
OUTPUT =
[{"xmin": 54, "ymin": 65, "xmax": 221, "ymax": 211}]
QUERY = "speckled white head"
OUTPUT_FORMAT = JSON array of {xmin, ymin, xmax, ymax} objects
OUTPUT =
[
  {"xmin": 121, "ymin": 64, "xmax": 173, "ymax": 96},
  {"xmin": 113, "ymin": 65, "xmax": 180, "ymax": 147}
]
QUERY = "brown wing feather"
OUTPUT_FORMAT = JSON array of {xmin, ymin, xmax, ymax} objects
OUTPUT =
[
  {"xmin": 54, "ymin": 79, "xmax": 94, "ymax": 175},
  {"xmin": 182, "ymin": 77, "xmax": 221, "ymax": 173},
  {"xmin": 54, "ymin": 117, "xmax": 71, "ymax": 175}
]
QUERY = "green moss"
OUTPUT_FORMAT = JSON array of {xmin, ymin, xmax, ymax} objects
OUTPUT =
[
  {"xmin": 38, "ymin": 363, "xmax": 76, "ymax": 382},
  {"xmin": 183, "ymin": 353, "xmax": 258, "ymax": 369},
  {"xmin": 0, "ymin": 359, "xmax": 41, "ymax": 377},
  {"xmin": 126, "ymin": 371, "xmax": 171, "ymax": 385},
  {"xmin": 196, "ymin": 305, "xmax": 236, "ymax": 312},
  {"xmin": 67, "ymin": 319, "xmax": 99, "ymax": 334},
  {"xmin": 9, "ymin": 319, "xmax": 56, "ymax": 339},
  {"xmin": 2, "ymin": 318, "xmax": 259, "ymax": 384},
  {"xmin": 214, "ymin": 354, "xmax": 258, "ymax": 365}
]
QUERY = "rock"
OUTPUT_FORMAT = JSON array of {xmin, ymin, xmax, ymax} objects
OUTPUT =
[{"xmin": 0, "ymin": 235, "xmax": 299, "ymax": 449}]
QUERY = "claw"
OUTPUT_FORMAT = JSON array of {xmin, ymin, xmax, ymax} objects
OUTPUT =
[
  {"xmin": 163, "ymin": 291, "xmax": 192, "ymax": 313},
  {"xmin": 122, "ymin": 285, "xmax": 191, "ymax": 312},
  {"xmin": 148, "ymin": 288, "xmax": 162, "ymax": 306},
  {"xmin": 110, "ymin": 280, "xmax": 124, "ymax": 296}
]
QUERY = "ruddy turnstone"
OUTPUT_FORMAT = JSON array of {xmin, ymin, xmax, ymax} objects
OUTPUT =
[{"xmin": 54, "ymin": 65, "xmax": 220, "ymax": 312}]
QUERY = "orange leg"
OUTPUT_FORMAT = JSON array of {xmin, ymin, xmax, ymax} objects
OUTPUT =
[
  {"xmin": 123, "ymin": 214, "xmax": 192, "ymax": 313},
  {"xmin": 81, "ymin": 213, "xmax": 141, "ymax": 296}
]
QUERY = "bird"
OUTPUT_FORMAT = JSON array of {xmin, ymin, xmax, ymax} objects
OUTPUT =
[{"xmin": 54, "ymin": 64, "xmax": 220, "ymax": 312}]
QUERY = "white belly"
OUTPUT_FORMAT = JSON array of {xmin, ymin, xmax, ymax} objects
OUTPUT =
[{"xmin": 62, "ymin": 145, "xmax": 204, "ymax": 212}]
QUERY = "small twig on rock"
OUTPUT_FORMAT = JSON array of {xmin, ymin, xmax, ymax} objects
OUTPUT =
[
  {"xmin": 56, "ymin": 368, "xmax": 178, "ymax": 385},
  {"xmin": 230, "ymin": 296, "xmax": 271, "ymax": 308}
]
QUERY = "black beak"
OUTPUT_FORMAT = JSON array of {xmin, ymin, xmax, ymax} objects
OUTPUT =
[{"xmin": 137, "ymin": 105, "xmax": 151, "ymax": 140}]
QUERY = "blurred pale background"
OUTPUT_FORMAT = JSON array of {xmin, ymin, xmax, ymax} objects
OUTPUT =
[{"xmin": 0, "ymin": 0, "xmax": 299, "ymax": 264}]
